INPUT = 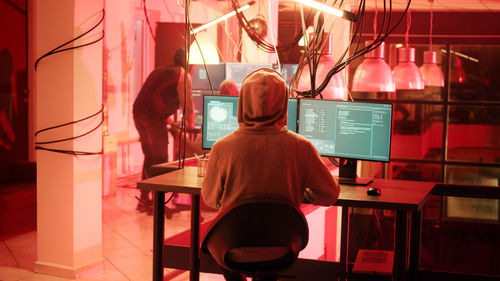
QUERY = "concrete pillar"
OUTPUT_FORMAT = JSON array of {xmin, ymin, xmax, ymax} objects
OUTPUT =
[{"xmin": 33, "ymin": 0, "xmax": 104, "ymax": 278}]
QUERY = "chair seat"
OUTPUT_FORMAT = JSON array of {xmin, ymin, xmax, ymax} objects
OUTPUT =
[
  {"xmin": 227, "ymin": 246, "xmax": 290, "ymax": 263},
  {"xmin": 201, "ymin": 198, "xmax": 309, "ymax": 277}
]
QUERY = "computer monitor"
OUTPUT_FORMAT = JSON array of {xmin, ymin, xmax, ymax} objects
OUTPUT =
[
  {"xmin": 190, "ymin": 64, "xmax": 226, "ymax": 91},
  {"xmin": 273, "ymin": 64, "xmax": 299, "ymax": 86},
  {"xmin": 225, "ymin": 63, "xmax": 273, "ymax": 90},
  {"xmin": 287, "ymin": 98, "xmax": 298, "ymax": 133},
  {"xmin": 202, "ymin": 95, "xmax": 298, "ymax": 150},
  {"xmin": 297, "ymin": 99, "xmax": 393, "ymax": 185},
  {"xmin": 192, "ymin": 90, "xmax": 211, "ymax": 130}
]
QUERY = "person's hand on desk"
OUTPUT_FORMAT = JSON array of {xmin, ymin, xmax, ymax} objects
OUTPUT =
[{"xmin": 304, "ymin": 187, "xmax": 336, "ymax": 206}]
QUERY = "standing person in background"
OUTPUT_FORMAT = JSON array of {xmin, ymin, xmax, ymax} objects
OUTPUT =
[
  {"xmin": 201, "ymin": 68, "xmax": 339, "ymax": 281},
  {"xmin": 218, "ymin": 79, "xmax": 239, "ymax": 97},
  {"xmin": 133, "ymin": 48, "xmax": 195, "ymax": 213}
]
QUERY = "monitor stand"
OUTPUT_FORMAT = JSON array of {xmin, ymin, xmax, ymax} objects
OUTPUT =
[{"xmin": 338, "ymin": 158, "xmax": 372, "ymax": 185}]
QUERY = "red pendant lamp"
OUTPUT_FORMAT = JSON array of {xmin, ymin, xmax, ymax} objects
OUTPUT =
[
  {"xmin": 297, "ymin": 24, "xmax": 347, "ymax": 100},
  {"xmin": 352, "ymin": 0, "xmax": 395, "ymax": 93},
  {"xmin": 352, "ymin": 41, "xmax": 395, "ymax": 92},
  {"xmin": 419, "ymin": 0, "xmax": 444, "ymax": 87},
  {"xmin": 392, "ymin": 9, "xmax": 424, "ymax": 90}
]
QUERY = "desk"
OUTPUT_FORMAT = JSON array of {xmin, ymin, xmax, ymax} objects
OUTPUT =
[
  {"xmin": 336, "ymin": 179, "xmax": 435, "ymax": 281},
  {"xmin": 138, "ymin": 166, "xmax": 435, "ymax": 281}
]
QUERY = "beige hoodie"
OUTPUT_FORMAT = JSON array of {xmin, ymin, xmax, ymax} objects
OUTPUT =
[{"xmin": 201, "ymin": 68, "xmax": 339, "ymax": 212}]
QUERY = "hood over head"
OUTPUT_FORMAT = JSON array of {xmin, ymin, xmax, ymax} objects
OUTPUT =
[{"xmin": 237, "ymin": 68, "xmax": 288, "ymax": 130}]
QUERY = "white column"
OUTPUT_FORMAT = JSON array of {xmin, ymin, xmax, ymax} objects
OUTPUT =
[{"xmin": 33, "ymin": 0, "xmax": 104, "ymax": 278}]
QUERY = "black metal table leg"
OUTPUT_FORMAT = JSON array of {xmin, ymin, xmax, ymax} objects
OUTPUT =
[
  {"xmin": 394, "ymin": 210, "xmax": 409, "ymax": 281},
  {"xmin": 339, "ymin": 206, "xmax": 349, "ymax": 281},
  {"xmin": 153, "ymin": 191, "xmax": 165, "ymax": 281},
  {"xmin": 190, "ymin": 194, "xmax": 201, "ymax": 281},
  {"xmin": 409, "ymin": 210, "xmax": 422, "ymax": 281}
]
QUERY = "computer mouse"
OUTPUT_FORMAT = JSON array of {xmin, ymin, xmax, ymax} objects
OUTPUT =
[{"xmin": 367, "ymin": 187, "xmax": 381, "ymax": 196}]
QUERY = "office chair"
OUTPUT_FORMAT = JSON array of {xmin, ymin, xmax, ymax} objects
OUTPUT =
[{"xmin": 201, "ymin": 199, "xmax": 309, "ymax": 279}]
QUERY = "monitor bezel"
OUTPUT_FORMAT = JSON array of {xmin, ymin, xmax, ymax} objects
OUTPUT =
[
  {"xmin": 224, "ymin": 63, "xmax": 274, "ymax": 90},
  {"xmin": 201, "ymin": 95, "xmax": 299, "ymax": 150},
  {"xmin": 190, "ymin": 64, "xmax": 226, "ymax": 91},
  {"xmin": 201, "ymin": 95, "xmax": 239, "ymax": 150},
  {"xmin": 297, "ymin": 98, "xmax": 393, "ymax": 163}
]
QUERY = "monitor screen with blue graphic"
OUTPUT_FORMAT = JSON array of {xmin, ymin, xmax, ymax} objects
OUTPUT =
[{"xmin": 202, "ymin": 95, "xmax": 298, "ymax": 149}]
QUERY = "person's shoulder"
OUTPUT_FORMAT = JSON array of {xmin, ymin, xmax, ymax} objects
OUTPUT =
[
  {"xmin": 212, "ymin": 132, "xmax": 239, "ymax": 148},
  {"xmin": 282, "ymin": 130, "xmax": 318, "ymax": 152},
  {"xmin": 283, "ymin": 130, "xmax": 311, "ymax": 143}
]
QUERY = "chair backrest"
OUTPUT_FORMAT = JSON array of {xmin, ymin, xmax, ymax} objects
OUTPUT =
[{"xmin": 201, "ymin": 199, "xmax": 309, "ymax": 275}]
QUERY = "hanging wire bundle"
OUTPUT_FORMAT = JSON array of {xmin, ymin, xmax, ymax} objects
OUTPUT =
[{"xmin": 228, "ymin": 0, "xmax": 413, "ymax": 99}]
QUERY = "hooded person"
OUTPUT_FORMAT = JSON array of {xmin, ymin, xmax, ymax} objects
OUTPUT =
[{"xmin": 201, "ymin": 68, "xmax": 340, "ymax": 281}]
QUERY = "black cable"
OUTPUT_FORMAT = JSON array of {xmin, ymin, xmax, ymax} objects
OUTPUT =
[
  {"xmin": 294, "ymin": 0, "xmax": 412, "ymax": 98},
  {"xmin": 35, "ymin": 104, "xmax": 104, "ymax": 137},
  {"xmin": 35, "ymin": 105, "xmax": 104, "ymax": 155},
  {"xmin": 142, "ymin": 0, "xmax": 156, "ymax": 41},
  {"xmin": 328, "ymin": 157, "xmax": 340, "ymax": 167},
  {"xmin": 34, "ymin": 9, "xmax": 105, "ymax": 70},
  {"xmin": 35, "ymin": 110, "xmax": 104, "ymax": 145},
  {"xmin": 135, "ymin": 192, "xmax": 176, "ymax": 206},
  {"xmin": 230, "ymin": 0, "xmax": 314, "ymax": 53},
  {"xmin": 178, "ymin": 0, "xmax": 191, "ymax": 169},
  {"xmin": 2, "ymin": 0, "xmax": 26, "ymax": 14},
  {"xmin": 35, "ymin": 146, "xmax": 102, "ymax": 155}
]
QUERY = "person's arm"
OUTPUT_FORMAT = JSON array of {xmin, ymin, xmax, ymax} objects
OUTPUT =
[
  {"xmin": 201, "ymin": 150, "xmax": 223, "ymax": 209},
  {"xmin": 177, "ymin": 68, "xmax": 196, "ymax": 130},
  {"xmin": 303, "ymin": 144, "xmax": 340, "ymax": 206}
]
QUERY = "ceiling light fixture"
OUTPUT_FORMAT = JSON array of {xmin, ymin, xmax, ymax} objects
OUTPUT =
[
  {"xmin": 419, "ymin": 0, "xmax": 444, "ymax": 87},
  {"xmin": 297, "ymin": 32, "xmax": 347, "ymax": 100},
  {"xmin": 294, "ymin": 0, "xmax": 358, "ymax": 22},
  {"xmin": 352, "ymin": 41, "xmax": 395, "ymax": 92},
  {"xmin": 392, "ymin": 9, "xmax": 424, "ymax": 90},
  {"xmin": 190, "ymin": 1, "xmax": 255, "ymax": 34},
  {"xmin": 352, "ymin": 0, "xmax": 395, "ymax": 93},
  {"xmin": 189, "ymin": 31, "xmax": 220, "ymax": 64}
]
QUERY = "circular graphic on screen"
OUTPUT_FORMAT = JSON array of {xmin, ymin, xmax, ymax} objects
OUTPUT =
[{"xmin": 209, "ymin": 106, "xmax": 229, "ymax": 123}]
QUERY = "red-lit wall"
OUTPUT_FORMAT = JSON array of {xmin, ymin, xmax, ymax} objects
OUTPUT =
[{"xmin": 0, "ymin": 0, "xmax": 28, "ymax": 162}]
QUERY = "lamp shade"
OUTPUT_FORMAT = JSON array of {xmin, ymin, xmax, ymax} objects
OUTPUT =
[
  {"xmin": 297, "ymin": 54, "xmax": 347, "ymax": 100},
  {"xmin": 352, "ymin": 41, "xmax": 395, "ymax": 92},
  {"xmin": 392, "ymin": 47, "xmax": 424, "ymax": 90},
  {"xmin": 188, "ymin": 33, "xmax": 219, "ymax": 64},
  {"xmin": 419, "ymin": 51, "xmax": 444, "ymax": 87}
]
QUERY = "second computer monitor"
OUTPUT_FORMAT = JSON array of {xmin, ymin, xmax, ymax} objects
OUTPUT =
[
  {"xmin": 225, "ymin": 63, "xmax": 273, "ymax": 90},
  {"xmin": 190, "ymin": 64, "xmax": 226, "ymax": 91},
  {"xmin": 298, "ymin": 99, "xmax": 393, "ymax": 162},
  {"xmin": 202, "ymin": 95, "xmax": 298, "ymax": 150}
]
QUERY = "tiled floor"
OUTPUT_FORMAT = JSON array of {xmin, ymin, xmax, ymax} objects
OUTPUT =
[{"xmin": 0, "ymin": 185, "xmax": 224, "ymax": 281}]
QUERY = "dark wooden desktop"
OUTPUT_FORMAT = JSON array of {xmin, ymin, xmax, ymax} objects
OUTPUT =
[{"xmin": 138, "ymin": 166, "xmax": 435, "ymax": 281}]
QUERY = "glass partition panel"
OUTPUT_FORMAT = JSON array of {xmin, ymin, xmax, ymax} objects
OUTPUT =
[
  {"xmin": 391, "ymin": 103, "xmax": 443, "ymax": 160},
  {"xmin": 447, "ymin": 105, "xmax": 500, "ymax": 163},
  {"xmin": 445, "ymin": 165, "xmax": 499, "ymax": 221},
  {"xmin": 446, "ymin": 165, "xmax": 499, "ymax": 187},
  {"xmin": 388, "ymin": 162, "xmax": 442, "ymax": 182},
  {"xmin": 449, "ymin": 45, "xmax": 500, "ymax": 102}
]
